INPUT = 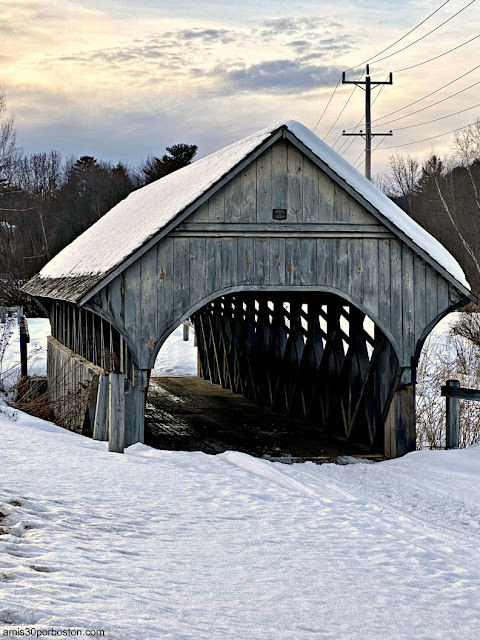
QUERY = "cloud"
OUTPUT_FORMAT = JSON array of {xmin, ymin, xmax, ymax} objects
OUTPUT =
[
  {"xmin": 217, "ymin": 60, "xmax": 344, "ymax": 94},
  {"xmin": 180, "ymin": 28, "xmax": 236, "ymax": 44},
  {"xmin": 259, "ymin": 16, "xmax": 342, "ymax": 38}
]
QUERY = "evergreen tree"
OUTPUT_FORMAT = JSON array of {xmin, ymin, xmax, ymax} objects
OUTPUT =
[{"xmin": 141, "ymin": 143, "xmax": 197, "ymax": 184}]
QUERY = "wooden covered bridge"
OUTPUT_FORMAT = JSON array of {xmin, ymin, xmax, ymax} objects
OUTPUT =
[{"xmin": 24, "ymin": 120, "xmax": 475, "ymax": 458}]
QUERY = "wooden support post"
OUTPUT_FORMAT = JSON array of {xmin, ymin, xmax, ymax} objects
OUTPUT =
[
  {"xmin": 445, "ymin": 379, "xmax": 460, "ymax": 449},
  {"xmin": 183, "ymin": 323, "xmax": 189, "ymax": 341},
  {"xmin": 124, "ymin": 369, "xmax": 149, "ymax": 447},
  {"xmin": 384, "ymin": 381, "xmax": 415, "ymax": 458},
  {"xmin": 93, "ymin": 374, "xmax": 109, "ymax": 441},
  {"xmin": 0, "ymin": 307, "xmax": 6, "ymax": 324},
  {"xmin": 19, "ymin": 317, "xmax": 30, "ymax": 379},
  {"xmin": 108, "ymin": 372, "xmax": 125, "ymax": 453}
]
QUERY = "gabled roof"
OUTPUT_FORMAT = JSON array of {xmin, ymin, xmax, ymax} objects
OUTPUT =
[{"xmin": 23, "ymin": 120, "xmax": 471, "ymax": 303}]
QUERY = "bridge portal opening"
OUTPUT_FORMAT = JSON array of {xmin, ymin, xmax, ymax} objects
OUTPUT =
[{"xmin": 146, "ymin": 291, "xmax": 400, "ymax": 459}]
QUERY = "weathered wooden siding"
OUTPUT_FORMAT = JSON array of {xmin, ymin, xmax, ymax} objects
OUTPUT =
[
  {"xmin": 47, "ymin": 335, "xmax": 104, "ymax": 435},
  {"xmin": 89, "ymin": 139, "xmax": 465, "ymax": 370}
]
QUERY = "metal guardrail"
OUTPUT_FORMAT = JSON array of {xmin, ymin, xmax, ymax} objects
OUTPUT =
[{"xmin": 441, "ymin": 379, "xmax": 480, "ymax": 449}]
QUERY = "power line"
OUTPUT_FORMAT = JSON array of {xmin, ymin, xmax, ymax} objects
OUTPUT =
[
  {"xmin": 373, "ymin": 79, "xmax": 480, "ymax": 128},
  {"xmin": 367, "ymin": 62, "xmax": 480, "ymax": 126},
  {"xmin": 395, "ymin": 101, "xmax": 480, "ymax": 131},
  {"xmin": 393, "ymin": 33, "xmax": 480, "ymax": 74},
  {"xmin": 313, "ymin": 76, "xmax": 342, "ymax": 132},
  {"xmin": 322, "ymin": 71, "xmax": 365, "ymax": 140},
  {"xmin": 345, "ymin": 0, "xmax": 451, "ymax": 72},
  {"xmin": 376, "ymin": 118, "xmax": 480, "ymax": 150},
  {"xmin": 362, "ymin": 0, "xmax": 476, "ymax": 67}
]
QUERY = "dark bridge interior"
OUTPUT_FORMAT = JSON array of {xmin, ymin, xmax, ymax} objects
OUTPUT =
[{"xmin": 146, "ymin": 292, "xmax": 400, "ymax": 460}]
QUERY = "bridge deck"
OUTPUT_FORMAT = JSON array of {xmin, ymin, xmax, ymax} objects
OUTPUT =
[{"xmin": 146, "ymin": 376, "xmax": 384, "ymax": 462}]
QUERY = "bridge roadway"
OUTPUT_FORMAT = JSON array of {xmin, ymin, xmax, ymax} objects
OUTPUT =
[{"xmin": 145, "ymin": 376, "xmax": 384, "ymax": 462}]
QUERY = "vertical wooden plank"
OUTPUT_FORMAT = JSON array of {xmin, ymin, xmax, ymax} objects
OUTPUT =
[
  {"xmin": 285, "ymin": 239, "xmax": 301, "ymax": 286},
  {"xmin": 254, "ymin": 238, "xmax": 269, "ymax": 285},
  {"xmin": 108, "ymin": 273, "xmax": 125, "ymax": 331},
  {"xmin": 271, "ymin": 140, "xmax": 288, "ymax": 211},
  {"xmin": 173, "ymin": 237, "xmax": 190, "ymax": 321},
  {"xmin": 256, "ymin": 147, "xmax": 272, "ymax": 223},
  {"xmin": 241, "ymin": 161, "xmax": 257, "ymax": 223},
  {"xmin": 362, "ymin": 239, "xmax": 379, "ymax": 316},
  {"xmin": 334, "ymin": 239, "xmax": 348, "ymax": 295},
  {"xmin": 206, "ymin": 237, "xmax": 223, "ymax": 293},
  {"xmin": 334, "ymin": 185, "xmax": 350, "ymax": 222},
  {"xmin": 269, "ymin": 237, "xmax": 285, "ymax": 286},
  {"xmin": 93, "ymin": 374, "xmax": 109, "ymax": 441},
  {"xmin": 300, "ymin": 238, "xmax": 316, "ymax": 285},
  {"xmin": 190, "ymin": 237, "xmax": 207, "ymax": 302},
  {"xmin": 188, "ymin": 201, "xmax": 209, "ymax": 222},
  {"xmin": 349, "ymin": 197, "xmax": 378, "ymax": 224},
  {"xmin": 378, "ymin": 239, "xmax": 391, "ymax": 329},
  {"xmin": 390, "ymin": 239, "xmax": 403, "ymax": 355},
  {"xmin": 224, "ymin": 174, "xmax": 243, "ymax": 223},
  {"xmin": 318, "ymin": 171, "xmax": 335, "ymax": 222},
  {"xmin": 384, "ymin": 384, "xmax": 416, "ymax": 458},
  {"xmin": 124, "ymin": 261, "xmax": 140, "ymax": 351},
  {"xmin": 108, "ymin": 372, "xmax": 125, "ymax": 453},
  {"xmin": 157, "ymin": 237, "xmax": 175, "ymax": 335},
  {"xmin": 287, "ymin": 144, "xmax": 303, "ymax": 222},
  {"xmin": 414, "ymin": 256, "xmax": 426, "ymax": 341},
  {"xmin": 302, "ymin": 157, "xmax": 319, "ymax": 223},
  {"xmin": 139, "ymin": 248, "xmax": 158, "ymax": 365},
  {"xmin": 402, "ymin": 244, "xmax": 415, "ymax": 361},
  {"xmin": 347, "ymin": 239, "xmax": 363, "ymax": 300},
  {"xmin": 208, "ymin": 188, "xmax": 225, "ymax": 222},
  {"xmin": 238, "ymin": 237, "xmax": 254, "ymax": 285},
  {"xmin": 425, "ymin": 265, "xmax": 438, "ymax": 326},
  {"xmin": 437, "ymin": 276, "xmax": 449, "ymax": 315},
  {"xmin": 222, "ymin": 238, "xmax": 238, "ymax": 288},
  {"xmin": 316, "ymin": 238, "xmax": 330, "ymax": 287}
]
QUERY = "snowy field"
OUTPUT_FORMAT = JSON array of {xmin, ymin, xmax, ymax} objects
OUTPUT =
[{"xmin": 1, "ymin": 408, "xmax": 480, "ymax": 638}]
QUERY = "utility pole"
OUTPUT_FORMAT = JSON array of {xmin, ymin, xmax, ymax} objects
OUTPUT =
[{"xmin": 342, "ymin": 65, "xmax": 393, "ymax": 181}]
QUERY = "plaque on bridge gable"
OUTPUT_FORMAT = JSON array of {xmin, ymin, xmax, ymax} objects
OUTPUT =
[{"xmin": 272, "ymin": 208, "xmax": 287, "ymax": 220}]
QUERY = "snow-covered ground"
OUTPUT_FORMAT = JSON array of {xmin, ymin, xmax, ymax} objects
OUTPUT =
[
  {"xmin": 1, "ymin": 408, "xmax": 480, "ymax": 638},
  {"xmin": 2, "ymin": 314, "xmax": 480, "ymax": 638}
]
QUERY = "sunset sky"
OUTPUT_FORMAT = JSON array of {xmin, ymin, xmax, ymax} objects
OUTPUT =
[{"xmin": 3, "ymin": 0, "xmax": 480, "ymax": 176}]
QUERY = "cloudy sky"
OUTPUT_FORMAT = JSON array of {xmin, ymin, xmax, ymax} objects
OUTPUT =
[{"xmin": 3, "ymin": 0, "xmax": 480, "ymax": 175}]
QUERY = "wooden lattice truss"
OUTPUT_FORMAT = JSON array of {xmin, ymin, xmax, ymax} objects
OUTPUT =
[{"xmin": 193, "ymin": 292, "xmax": 401, "ymax": 451}]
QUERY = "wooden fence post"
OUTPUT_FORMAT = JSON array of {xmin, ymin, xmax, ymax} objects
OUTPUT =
[
  {"xmin": 93, "ymin": 374, "xmax": 109, "ymax": 441},
  {"xmin": 0, "ymin": 307, "xmax": 6, "ymax": 324},
  {"xmin": 445, "ymin": 379, "xmax": 460, "ymax": 449},
  {"xmin": 109, "ymin": 372, "xmax": 125, "ymax": 453},
  {"xmin": 183, "ymin": 323, "xmax": 189, "ymax": 341},
  {"xmin": 19, "ymin": 317, "xmax": 30, "ymax": 379}
]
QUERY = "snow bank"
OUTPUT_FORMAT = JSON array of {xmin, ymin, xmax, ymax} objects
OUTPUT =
[
  {"xmin": 36, "ymin": 120, "xmax": 469, "ymax": 290},
  {"xmin": 1, "ymin": 408, "xmax": 480, "ymax": 638}
]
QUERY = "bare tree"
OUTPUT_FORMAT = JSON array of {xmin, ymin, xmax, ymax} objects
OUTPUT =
[{"xmin": 385, "ymin": 153, "xmax": 421, "ymax": 214}]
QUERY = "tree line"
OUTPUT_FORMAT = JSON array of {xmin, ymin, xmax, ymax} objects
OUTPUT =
[
  {"xmin": 0, "ymin": 92, "xmax": 197, "ymax": 308},
  {"xmin": 377, "ymin": 121, "xmax": 480, "ymax": 298}
]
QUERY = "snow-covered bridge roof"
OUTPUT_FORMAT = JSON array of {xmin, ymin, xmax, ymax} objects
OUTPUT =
[{"xmin": 23, "ymin": 120, "xmax": 470, "ymax": 303}]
